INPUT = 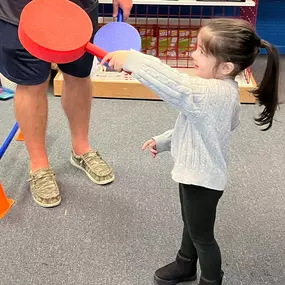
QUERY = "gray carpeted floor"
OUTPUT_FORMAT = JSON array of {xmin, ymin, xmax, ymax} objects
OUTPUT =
[{"xmin": 0, "ymin": 56, "xmax": 284, "ymax": 285}]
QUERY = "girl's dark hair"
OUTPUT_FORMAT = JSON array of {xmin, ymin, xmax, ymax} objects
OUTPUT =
[{"xmin": 201, "ymin": 18, "xmax": 280, "ymax": 130}]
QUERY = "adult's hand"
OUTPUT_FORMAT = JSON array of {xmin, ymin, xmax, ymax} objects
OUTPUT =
[{"xmin": 113, "ymin": 0, "xmax": 133, "ymax": 21}]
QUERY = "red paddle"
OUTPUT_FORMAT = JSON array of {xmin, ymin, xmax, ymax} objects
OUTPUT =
[{"xmin": 19, "ymin": 0, "xmax": 108, "ymax": 63}]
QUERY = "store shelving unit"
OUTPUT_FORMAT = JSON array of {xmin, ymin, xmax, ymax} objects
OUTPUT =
[{"xmin": 54, "ymin": 0, "xmax": 258, "ymax": 103}]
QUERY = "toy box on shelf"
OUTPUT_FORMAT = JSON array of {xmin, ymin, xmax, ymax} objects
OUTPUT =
[{"xmin": 54, "ymin": 0, "xmax": 258, "ymax": 103}]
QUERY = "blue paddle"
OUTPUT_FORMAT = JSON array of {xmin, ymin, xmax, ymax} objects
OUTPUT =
[{"xmin": 93, "ymin": 8, "xmax": 141, "ymax": 57}]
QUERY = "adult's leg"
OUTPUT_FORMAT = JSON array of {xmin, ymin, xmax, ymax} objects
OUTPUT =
[
  {"xmin": 15, "ymin": 80, "xmax": 49, "ymax": 172},
  {"xmin": 57, "ymin": 6, "xmax": 114, "ymax": 185},
  {"xmin": 61, "ymin": 73, "xmax": 92, "ymax": 155},
  {"xmin": 0, "ymin": 19, "xmax": 60, "ymax": 207}
]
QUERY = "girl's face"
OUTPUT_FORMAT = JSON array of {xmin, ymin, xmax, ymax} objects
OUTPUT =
[{"xmin": 191, "ymin": 28, "xmax": 226, "ymax": 80}]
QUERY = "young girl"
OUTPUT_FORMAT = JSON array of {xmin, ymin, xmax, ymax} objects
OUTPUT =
[{"xmin": 101, "ymin": 19, "xmax": 279, "ymax": 285}]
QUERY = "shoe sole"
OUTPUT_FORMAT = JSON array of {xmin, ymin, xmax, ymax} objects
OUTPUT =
[
  {"xmin": 70, "ymin": 156, "xmax": 115, "ymax": 185},
  {"xmin": 154, "ymin": 274, "xmax": 197, "ymax": 285},
  {"xmin": 32, "ymin": 195, "xmax": 61, "ymax": 208}
]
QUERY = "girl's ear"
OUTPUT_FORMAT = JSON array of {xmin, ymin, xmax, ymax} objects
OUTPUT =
[{"xmin": 220, "ymin": 62, "xmax": 235, "ymax": 76}]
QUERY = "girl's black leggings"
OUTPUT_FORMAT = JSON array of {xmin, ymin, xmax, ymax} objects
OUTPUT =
[{"xmin": 179, "ymin": 183, "xmax": 223, "ymax": 281}]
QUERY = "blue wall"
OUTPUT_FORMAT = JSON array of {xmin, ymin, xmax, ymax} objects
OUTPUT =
[{"xmin": 256, "ymin": 0, "xmax": 285, "ymax": 54}]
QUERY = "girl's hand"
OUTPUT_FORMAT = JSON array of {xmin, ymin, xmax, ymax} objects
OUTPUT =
[
  {"xmin": 101, "ymin": 51, "xmax": 130, "ymax": 72},
  {"xmin": 142, "ymin": 139, "xmax": 158, "ymax": 158}
]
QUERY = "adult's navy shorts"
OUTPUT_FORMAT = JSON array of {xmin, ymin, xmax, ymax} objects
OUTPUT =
[{"xmin": 0, "ymin": 7, "xmax": 98, "ymax": 85}]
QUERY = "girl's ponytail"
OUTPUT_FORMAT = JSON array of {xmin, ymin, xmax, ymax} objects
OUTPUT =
[{"xmin": 250, "ymin": 40, "xmax": 280, "ymax": 130}]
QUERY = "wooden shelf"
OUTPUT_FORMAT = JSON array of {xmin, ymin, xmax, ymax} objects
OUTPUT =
[
  {"xmin": 53, "ymin": 68, "xmax": 256, "ymax": 103},
  {"xmin": 99, "ymin": 0, "xmax": 255, "ymax": 7},
  {"xmin": 54, "ymin": 0, "xmax": 257, "ymax": 103}
]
